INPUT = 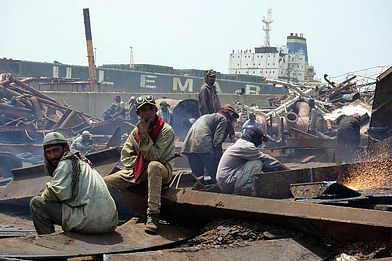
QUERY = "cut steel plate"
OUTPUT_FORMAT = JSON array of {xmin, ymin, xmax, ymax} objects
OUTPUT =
[
  {"xmin": 0, "ymin": 221, "xmax": 191, "ymax": 259},
  {"xmin": 289, "ymin": 181, "xmax": 361, "ymax": 199}
]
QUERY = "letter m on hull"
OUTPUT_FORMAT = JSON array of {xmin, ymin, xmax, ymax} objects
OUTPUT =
[{"xmin": 173, "ymin": 77, "xmax": 193, "ymax": 92}]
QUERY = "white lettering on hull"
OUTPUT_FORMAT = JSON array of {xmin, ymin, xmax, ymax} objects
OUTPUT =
[
  {"xmin": 245, "ymin": 84, "xmax": 260, "ymax": 94},
  {"xmin": 140, "ymin": 74, "xmax": 157, "ymax": 89},
  {"xmin": 173, "ymin": 77, "xmax": 193, "ymax": 92}
]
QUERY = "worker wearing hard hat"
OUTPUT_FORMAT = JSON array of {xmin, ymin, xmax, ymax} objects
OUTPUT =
[
  {"xmin": 29, "ymin": 131, "xmax": 118, "ymax": 235},
  {"xmin": 71, "ymin": 130, "xmax": 94, "ymax": 154},
  {"xmin": 104, "ymin": 95, "xmax": 176, "ymax": 234}
]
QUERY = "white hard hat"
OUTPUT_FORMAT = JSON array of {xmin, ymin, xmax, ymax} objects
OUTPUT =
[{"xmin": 82, "ymin": 131, "xmax": 92, "ymax": 137}]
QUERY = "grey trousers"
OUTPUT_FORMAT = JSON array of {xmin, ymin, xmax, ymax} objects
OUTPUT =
[
  {"xmin": 234, "ymin": 160, "xmax": 263, "ymax": 194},
  {"xmin": 186, "ymin": 153, "xmax": 218, "ymax": 181},
  {"xmin": 30, "ymin": 196, "xmax": 62, "ymax": 235}
]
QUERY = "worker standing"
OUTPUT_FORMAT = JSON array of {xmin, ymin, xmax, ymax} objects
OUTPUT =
[
  {"xmin": 198, "ymin": 69, "xmax": 221, "ymax": 115},
  {"xmin": 157, "ymin": 101, "xmax": 174, "ymax": 125},
  {"xmin": 182, "ymin": 104, "xmax": 239, "ymax": 183},
  {"xmin": 335, "ymin": 114, "xmax": 361, "ymax": 163}
]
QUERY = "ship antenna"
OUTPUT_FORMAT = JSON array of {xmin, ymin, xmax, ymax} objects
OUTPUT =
[{"xmin": 262, "ymin": 7, "xmax": 273, "ymax": 47}]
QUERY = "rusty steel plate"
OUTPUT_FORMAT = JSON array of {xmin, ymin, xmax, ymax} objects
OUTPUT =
[
  {"xmin": 0, "ymin": 221, "xmax": 192, "ymax": 259},
  {"xmin": 104, "ymin": 238, "xmax": 328, "ymax": 261}
]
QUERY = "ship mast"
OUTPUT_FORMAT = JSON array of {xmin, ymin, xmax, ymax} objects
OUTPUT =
[
  {"xmin": 83, "ymin": 8, "xmax": 98, "ymax": 92},
  {"xmin": 262, "ymin": 8, "xmax": 273, "ymax": 47}
]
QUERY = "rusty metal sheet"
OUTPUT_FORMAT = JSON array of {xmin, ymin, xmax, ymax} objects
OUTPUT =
[
  {"xmin": 285, "ymin": 138, "xmax": 336, "ymax": 148},
  {"xmin": 0, "ymin": 220, "xmax": 191, "ymax": 259},
  {"xmin": 104, "ymin": 238, "xmax": 327, "ymax": 261},
  {"xmin": 290, "ymin": 127, "xmax": 319, "ymax": 139},
  {"xmin": 289, "ymin": 181, "xmax": 361, "ymax": 199},
  {"xmin": 369, "ymin": 66, "xmax": 392, "ymax": 142},
  {"xmin": 0, "ymin": 147, "xmax": 120, "ymax": 201}
]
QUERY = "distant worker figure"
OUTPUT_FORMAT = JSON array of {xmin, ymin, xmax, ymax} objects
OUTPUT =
[
  {"xmin": 113, "ymin": 95, "xmax": 126, "ymax": 119},
  {"xmin": 217, "ymin": 126, "xmax": 290, "ymax": 194},
  {"xmin": 335, "ymin": 114, "xmax": 361, "ymax": 163},
  {"xmin": 29, "ymin": 132, "xmax": 118, "ymax": 235},
  {"xmin": 181, "ymin": 104, "xmax": 239, "ymax": 183},
  {"xmin": 241, "ymin": 112, "xmax": 262, "ymax": 134},
  {"xmin": 103, "ymin": 103, "xmax": 117, "ymax": 120},
  {"xmin": 104, "ymin": 95, "xmax": 175, "ymax": 234},
  {"xmin": 127, "ymin": 96, "xmax": 139, "ymax": 125},
  {"xmin": 71, "ymin": 130, "xmax": 94, "ymax": 154},
  {"xmin": 198, "ymin": 69, "xmax": 221, "ymax": 115},
  {"xmin": 157, "ymin": 101, "xmax": 174, "ymax": 125}
]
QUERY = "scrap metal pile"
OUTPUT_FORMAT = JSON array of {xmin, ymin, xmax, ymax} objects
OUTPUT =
[
  {"xmin": 232, "ymin": 67, "xmax": 391, "ymax": 166},
  {"xmin": 0, "ymin": 73, "xmax": 132, "ymax": 167},
  {"xmin": 0, "ymin": 73, "xmax": 101, "ymax": 144}
]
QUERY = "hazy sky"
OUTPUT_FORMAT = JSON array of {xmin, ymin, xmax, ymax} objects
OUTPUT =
[{"xmin": 2, "ymin": 0, "xmax": 391, "ymax": 80}]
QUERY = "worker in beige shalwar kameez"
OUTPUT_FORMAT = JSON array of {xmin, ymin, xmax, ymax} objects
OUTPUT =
[
  {"xmin": 29, "ymin": 132, "xmax": 118, "ymax": 235},
  {"xmin": 104, "ymin": 95, "xmax": 175, "ymax": 234}
]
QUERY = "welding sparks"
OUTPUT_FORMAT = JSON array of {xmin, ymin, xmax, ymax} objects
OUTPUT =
[{"xmin": 341, "ymin": 146, "xmax": 392, "ymax": 191}]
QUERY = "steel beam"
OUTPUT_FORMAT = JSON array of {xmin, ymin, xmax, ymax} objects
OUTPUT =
[{"xmin": 159, "ymin": 188, "xmax": 392, "ymax": 242}]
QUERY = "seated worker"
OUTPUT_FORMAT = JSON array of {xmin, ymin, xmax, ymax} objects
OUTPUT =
[
  {"xmin": 241, "ymin": 112, "xmax": 261, "ymax": 134},
  {"xmin": 103, "ymin": 103, "xmax": 117, "ymax": 120},
  {"xmin": 104, "ymin": 95, "xmax": 175, "ymax": 234},
  {"xmin": 30, "ymin": 132, "xmax": 118, "ymax": 235},
  {"xmin": 217, "ymin": 126, "xmax": 289, "ymax": 194},
  {"xmin": 113, "ymin": 95, "xmax": 126, "ymax": 119},
  {"xmin": 71, "ymin": 130, "xmax": 94, "ymax": 154},
  {"xmin": 181, "ymin": 104, "xmax": 239, "ymax": 183},
  {"xmin": 157, "ymin": 101, "xmax": 174, "ymax": 125}
]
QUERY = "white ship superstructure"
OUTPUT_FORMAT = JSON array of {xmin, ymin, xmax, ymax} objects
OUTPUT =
[{"xmin": 228, "ymin": 9, "xmax": 315, "ymax": 82}]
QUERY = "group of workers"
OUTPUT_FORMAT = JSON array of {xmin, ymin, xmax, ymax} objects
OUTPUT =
[
  {"xmin": 103, "ymin": 95, "xmax": 174, "ymax": 127},
  {"xmin": 29, "ymin": 69, "xmax": 290, "ymax": 238}
]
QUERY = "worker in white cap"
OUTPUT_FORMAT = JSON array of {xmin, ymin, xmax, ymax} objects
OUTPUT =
[{"xmin": 71, "ymin": 130, "xmax": 94, "ymax": 154}]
